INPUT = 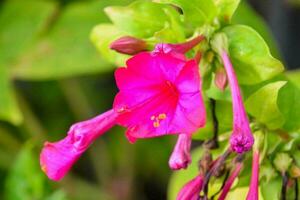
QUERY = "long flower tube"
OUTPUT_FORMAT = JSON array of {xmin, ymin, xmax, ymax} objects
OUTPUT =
[
  {"xmin": 40, "ymin": 43, "xmax": 206, "ymax": 181},
  {"xmin": 246, "ymin": 150, "xmax": 260, "ymax": 200},
  {"xmin": 221, "ymin": 51, "xmax": 254, "ymax": 153}
]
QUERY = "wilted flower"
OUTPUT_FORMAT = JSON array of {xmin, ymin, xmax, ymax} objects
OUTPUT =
[
  {"xmin": 169, "ymin": 134, "xmax": 192, "ymax": 170},
  {"xmin": 221, "ymin": 51, "xmax": 254, "ymax": 153}
]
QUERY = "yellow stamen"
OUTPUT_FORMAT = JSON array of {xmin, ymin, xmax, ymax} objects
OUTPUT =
[
  {"xmin": 158, "ymin": 113, "xmax": 166, "ymax": 120},
  {"xmin": 153, "ymin": 121, "xmax": 160, "ymax": 128}
]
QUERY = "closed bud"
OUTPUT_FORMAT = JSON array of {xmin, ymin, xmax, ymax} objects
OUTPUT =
[
  {"xmin": 214, "ymin": 67, "xmax": 227, "ymax": 91},
  {"xmin": 110, "ymin": 36, "xmax": 147, "ymax": 55}
]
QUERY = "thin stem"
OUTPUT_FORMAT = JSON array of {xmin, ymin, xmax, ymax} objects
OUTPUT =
[
  {"xmin": 202, "ymin": 149, "xmax": 231, "ymax": 192},
  {"xmin": 209, "ymin": 98, "xmax": 219, "ymax": 149},
  {"xmin": 281, "ymin": 172, "xmax": 288, "ymax": 200},
  {"xmin": 295, "ymin": 178, "xmax": 298, "ymax": 200}
]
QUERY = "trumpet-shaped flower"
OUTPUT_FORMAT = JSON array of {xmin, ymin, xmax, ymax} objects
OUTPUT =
[
  {"xmin": 221, "ymin": 51, "xmax": 254, "ymax": 153},
  {"xmin": 40, "ymin": 49, "xmax": 206, "ymax": 181}
]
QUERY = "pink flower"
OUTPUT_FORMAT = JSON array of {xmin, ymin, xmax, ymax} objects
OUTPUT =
[
  {"xmin": 168, "ymin": 134, "xmax": 192, "ymax": 170},
  {"xmin": 114, "ymin": 51, "xmax": 206, "ymax": 142},
  {"xmin": 218, "ymin": 161, "xmax": 243, "ymax": 200},
  {"xmin": 221, "ymin": 51, "xmax": 254, "ymax": 153},
  {"xmin": 40, "ymin": 110, "xmax": 118, "ymax": 181},
  {"xmin": 40, "ymin": 48, "xmax": 206, "ymax": 181},
  {"xmin": 177, "ymin": 174, "xmax": 203, "ymax": 200},
  {"xmin": 246, "ymin": 150, "xmax": 259, "ymax": 200}
]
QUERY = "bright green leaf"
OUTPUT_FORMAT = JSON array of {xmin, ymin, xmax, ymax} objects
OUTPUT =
[
  {"xmin": 11, "ymin": 1, "xmax": 115, "ymax": 80},
  {"xmin": 285, "ymin": 70, "xmax": 300, "ymax": 89},
  {"xmin": 214, "ymin": 0, "xmax": 240, "ymax": 22},
  {"xmin": 227, "ymin": 187, "xmax": 264, "ymax": 200},
  {"xmin": 277, "ymin": 81, "xmax": 300, "ymax": 131},
  {"xmin": 105, "ymin": 1, "xmax": 171, "ymax": 38},
  {"xmin": 157, "ymin": 0, "xmax": 217, "ymax": 27},
  {"xmin": 245, "ymin": 81, "xmax": 286, "ymax": 130},
  {"xmin": 222, "ymin": 25, "xmax": 284, "ymax": 84},
  {"xmin": 91, "ymin": 24, "xmax": 129, "ymax": 66},
  {"xmin": 261, "ymin": 177, "xmax": 281, "ymax": 200},
  {"xmin": 0, "ymin": 66, "xmax": 22, "ymax": 125}
]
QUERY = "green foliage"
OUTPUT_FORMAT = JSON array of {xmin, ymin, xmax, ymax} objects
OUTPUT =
[
  {"xmin": 0, "ymin": 66, "xmax": 22, "ymax": 125},
  {"xmin": 245, "ymin": 81, "xmax": 286, "ymax": 130},
  {"xmin": 105, "ymin": 1, "xmax": 173, "ymax": 38},
  {"xmin": 222, "ymin": 25, "xmax": 284, "ymax": 84},
  {"xmin": 4, "ymin": 142, "xmax": 67, "ymax": 200},
  {"xmin": 157, "ymin": 0, "xmax": 217, "ymax": 28},
  {"xmin": 214, "ymin": 0, "xmax": 240, "ymax": 22}
]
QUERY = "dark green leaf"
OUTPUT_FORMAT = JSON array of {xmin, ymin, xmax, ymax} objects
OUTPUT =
[{"xmin": 11, "ymin": 1, "xmax": 114, "ymax": 80}]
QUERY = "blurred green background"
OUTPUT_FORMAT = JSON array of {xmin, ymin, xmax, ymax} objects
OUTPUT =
[{"xmin": 0, "ymin": 0, "xmax": 299, "ymax": 199}]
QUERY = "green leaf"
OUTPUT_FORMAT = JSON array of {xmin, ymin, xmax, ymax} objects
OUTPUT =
[
  {"xmin": 285, "ymin": 70, "xmax": 300, "ymax": 89},
  {"xmin": 4, "ymin": 143, "xmax": 46, "ymax": 200},
  {"xmin": 11, "ymin": 1, "xmax": 115, "ymax": 80},
  {"xmin": 214, "ymin": 0, "xmax": 240, "ymax": 22},
  {"xmin": 216, "ymin": 100, "xmax": 233, "ymax": 134},
  {"xmin": 261, "ymin": 177, "xmax": 281, "ymax": 200},
  {"xmin": 226, "ymin": 187, "xmax": 264, "ymax": 200},
  {"xmin": 91, "ymin": 24, "xmax": 130, "ymax": 66},
  {"xmin": 232, "ymin": 1, "xmax": 281, "ymax": 58},
  {"xmin": 157, "ymin": 0, "xmax": 217, "ymax": 27},
  {"xmin": 0, "ymin": 66, "xmax": 22, "ymax": 125},
  {"xmin": 105, "ymin": 0, "xmax": 171, "ymax": 38},
  {"xmin": 245, "ymin": 81, "xmax": 286, "ymax": 130},
  {"xmin": 277, "ymin": 81, "xmax": 300, "ymax": 131},
  {"xmin": 222, "ymin": 25, "xmax": 284, "ymax": 84},
  {"xmin": 0, "ymin": 0, "xmax": 57, "ymax": 65}
]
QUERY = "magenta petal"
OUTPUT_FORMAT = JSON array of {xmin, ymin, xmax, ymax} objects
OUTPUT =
[
  {"xmin": 40, "ymin": 109, "xmax": 118, "ymax": 181},
  {"xmin": 177, "ymin": 174, "xmax": 203, "ymax": 200},
  {"xmin": 221, "ymin": 51, "xmax": 254, "ymax": 153},
  {"xmin": 246, "ymin": 150, "xmax": 260, "ymax": 200},
  {"xmin": 169, "ymin": 134, "xmax": 192, "ymax": 170}
]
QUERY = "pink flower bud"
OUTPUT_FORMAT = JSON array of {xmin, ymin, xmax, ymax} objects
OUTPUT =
[
  {"xmin": 177, "ymin": 174, "xmax": 203, "ymax": 200},
  {"xmin": 221, "ymin": 51, "xmax": 254, "ymax": 153},
  {"xmin": 169, "ymin": 134, "xmax": 192, "ymax": 170},
  {"xmin": 214, "ymin": 67, "xmax": 228, "ymax": 91},
  {"xmin": 110, "ymin": 36, "xmax": 147, "ymax": 55}
]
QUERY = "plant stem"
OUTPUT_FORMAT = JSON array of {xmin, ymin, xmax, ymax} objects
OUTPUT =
[
  {"xmin": 207, "ymin": 98, "xmax": 219, "ymax": 149},
  {"xmin": 281, "ymin": 172, "xmax": 288, "ymax": 200},
  {"xmin": 295, "ymin": 178, "xmax": 298, "ymax": 200}
]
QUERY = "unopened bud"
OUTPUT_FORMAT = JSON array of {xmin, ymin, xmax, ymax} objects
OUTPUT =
[
  {"xmin": 110, "ymin": 36, "xmax": 147, "ymax": 55},
  {"xmin": 214, "ymin": 67, "xmax": 227, "ymax": 91}
]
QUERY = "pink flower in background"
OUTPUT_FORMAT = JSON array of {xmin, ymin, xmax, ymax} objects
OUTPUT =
[
  {"xmin": 177, "ymin": 174, "xmax": 203, "ymax": 200},
  {"xmin": 221, "ymin": 51, "xmax": 254, "ymax": 153},
  {"xmin": 115, "ymin": 51, "xmax": 206, "ymax": 142},
  {"xmin": 40, "ymin": 48, "xmax": 206, "ymax": 181},
  {"xmin": 168, "ymin": 134, "xmax": 192, "ymax": 170}
]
